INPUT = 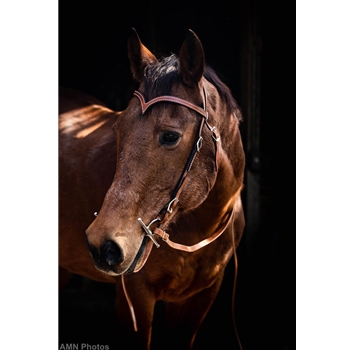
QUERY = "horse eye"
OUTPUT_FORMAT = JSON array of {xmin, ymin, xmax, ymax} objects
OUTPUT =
[{"xmin": 159, "ymin": 131, "xmax": 180, "ymax": 145}]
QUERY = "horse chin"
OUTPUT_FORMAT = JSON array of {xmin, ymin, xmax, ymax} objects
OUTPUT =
[{"xmin": 125, "ymin": 236, "xmax": 154, "ymax": 274}]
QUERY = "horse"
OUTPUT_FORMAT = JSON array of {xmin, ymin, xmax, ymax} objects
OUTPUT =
[{"xmin": 59, "ymin": 28, "xmax": 245, "ymax": 349}]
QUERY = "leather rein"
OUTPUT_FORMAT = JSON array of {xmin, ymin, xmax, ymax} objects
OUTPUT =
[{"xmin": 121, "ymin": 88, "xmax": 237, "ymax": 334}]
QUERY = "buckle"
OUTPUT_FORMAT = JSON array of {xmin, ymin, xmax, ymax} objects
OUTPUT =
[
  {"xmin": 167, "ymin": 198, "xmax": 179, "ymax": 214},
  {"xmin": 211, "ymin": 126, "xmax": 220, "ymax": 142},
  {"xmin": 196, "ymin": 136, "xmax": 203, "ymax": 152}
]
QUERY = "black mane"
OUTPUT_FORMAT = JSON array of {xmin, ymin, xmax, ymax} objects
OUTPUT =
[
  {"xmin": 203, "ymin": 67, "xmax": 242, "ymax": 120},
  {"xmin": 143, "ymin": 54, "xmax": 241, "ymax": 120}
]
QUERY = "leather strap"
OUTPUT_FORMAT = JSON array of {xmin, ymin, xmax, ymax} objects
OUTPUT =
[
  {"xmin": 122, "ymin": 89, "xmax": 235, "ymax": 336},
  {"xmin": 133, "ymin": 90, "xmax": 207, "ymax": 117},
  {"xmin": 153, "ymin": 208, "xmax": 234, "ymax": 252},
  {"xmin": 121, "ymin": 275, "xmax": 138, "ymax": 332}
]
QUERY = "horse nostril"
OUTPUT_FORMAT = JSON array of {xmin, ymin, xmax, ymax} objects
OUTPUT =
[{"xmin": 100, "ymin": 240, "xmax": 124, "ymax": 266}]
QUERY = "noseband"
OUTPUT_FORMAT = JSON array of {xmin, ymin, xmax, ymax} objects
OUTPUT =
[{"xmin": 133, "ymin": 88, "xmax": 233, "ymax": 253}]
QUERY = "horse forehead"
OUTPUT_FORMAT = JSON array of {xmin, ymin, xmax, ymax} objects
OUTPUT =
[{"xmin": 152, "ymin": 104, "xmax": 198, "ymax": 126}]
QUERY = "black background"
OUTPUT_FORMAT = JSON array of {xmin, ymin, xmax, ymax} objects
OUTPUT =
[{"xmin": 59, "ymin": 1, "xmax": 296, "ymax": 349}]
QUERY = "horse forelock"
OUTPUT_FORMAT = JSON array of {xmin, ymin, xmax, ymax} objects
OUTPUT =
[{"xmin": 144, "ymin": 54, "xmax": 181, "ymax": 98}]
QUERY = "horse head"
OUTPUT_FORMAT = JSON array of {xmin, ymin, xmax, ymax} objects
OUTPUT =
[{"xmin": 85, "ymin": 28, "xmax": 244, "ymax": 277}]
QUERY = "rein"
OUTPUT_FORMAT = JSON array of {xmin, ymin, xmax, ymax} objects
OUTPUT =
[{"xmin": 121, "ymin": 88, "xmax": 238, "ymax": 338}]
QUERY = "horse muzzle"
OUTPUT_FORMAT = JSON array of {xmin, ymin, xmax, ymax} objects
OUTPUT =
[{"xmin": 85, "ymin": 231, "xmax": 154, "ymax": 276}]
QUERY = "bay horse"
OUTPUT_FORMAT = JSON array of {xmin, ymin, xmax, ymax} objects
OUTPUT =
[{"xmin": 59, "ymin": 28, "xmax": 245, "ymax": 349}]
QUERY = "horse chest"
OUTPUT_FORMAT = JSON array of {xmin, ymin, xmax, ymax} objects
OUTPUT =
[{"xmin": 147, "ymin": 245, "xmax": 233, "ymax": 300}]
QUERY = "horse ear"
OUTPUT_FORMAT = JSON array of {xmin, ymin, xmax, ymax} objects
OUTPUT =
[
  {"xmin": 179, "ymin": 29, "xmax": 205, "ymax": 87},
  {"xmin": 128, "ymin": 28, "xmax": 157, "ymax": 82}
]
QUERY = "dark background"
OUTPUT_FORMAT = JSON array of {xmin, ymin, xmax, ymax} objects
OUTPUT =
[{"xmin": 59, "ymin": 1, "xmax": 296, "ymax": 349}]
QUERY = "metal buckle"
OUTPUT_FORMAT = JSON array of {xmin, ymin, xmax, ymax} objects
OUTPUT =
[
  {"xmin": 196, "ymin": 136, "xmax": 203, "ymax": 152},
  {"xmin": 137, "ymin": 218, "xmax": 160, "ymax": 248},
  {"xmin": 210, "ymin": 126, "xmax": 220, "ymax": 142},
  {"xmin": 205, "ymin": 119, "xmax": 220, "ymax": 142},
  {"xmin": 167, "ymin": 198, "xmax": 179, "ymax": 214}
]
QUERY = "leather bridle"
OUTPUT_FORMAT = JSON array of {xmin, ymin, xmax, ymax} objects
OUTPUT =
[
  {"xmin": 133, "ymin": 88, "xmax": 230, "ymax": 253},
  {"xmin": 121, "ymin": 88, "xmax": 237, "ymax": 334}
]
